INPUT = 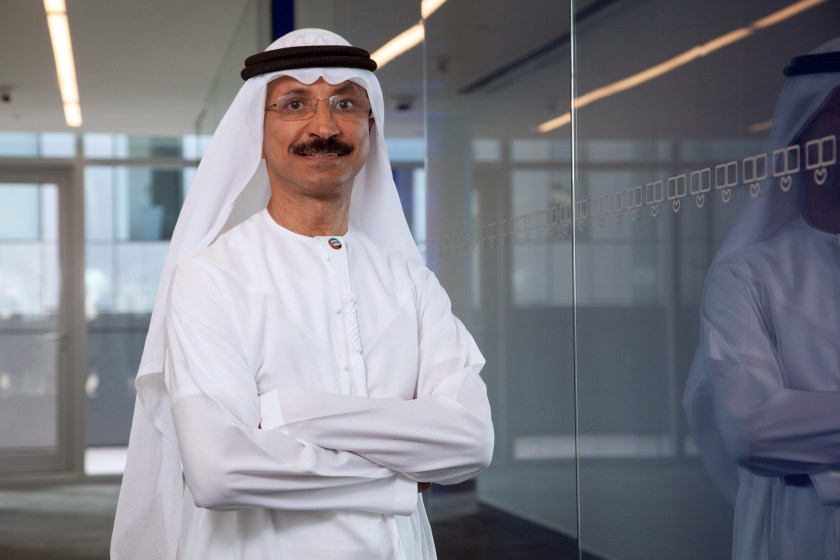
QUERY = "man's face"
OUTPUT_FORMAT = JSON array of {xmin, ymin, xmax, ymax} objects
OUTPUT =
[
  {"xmin": 800, "ymin": 88, "xmax": 840, "ymax": 197},
  {"xmin": 263, "ymin": 76, "xmax": 373, "ymax": 199},
  {"xmin": 794, "ymin": 86, "xmax": 840, "ymax": 233}
]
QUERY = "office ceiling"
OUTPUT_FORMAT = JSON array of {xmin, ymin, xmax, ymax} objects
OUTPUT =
[
  {"xmin": 0, "ymin": 0, "xmax": 578, "ymax": 137},
  {"xmin": 0, "ymin": 0, "xmax": 836, "ymax": 139},
  {"xmin": 0, "ymin": 0, "xmax": 252, "ymax": 134}
]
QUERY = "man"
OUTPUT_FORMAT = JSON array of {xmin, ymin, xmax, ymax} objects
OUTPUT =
[
  {"xmin": 684, "ymin": 39, "xmax": 840, "ymax": 558},
  {"xmin": 111, "ymin": 28, "xmax": 493, "ymax": 560}
]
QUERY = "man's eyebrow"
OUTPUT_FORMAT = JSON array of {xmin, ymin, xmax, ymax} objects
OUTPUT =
[
  {"xmin": 279, "ymin": 87, "xmax": 309, "ymax": 96},
  {"xmin": 332, "ymin": 83, "xmax": 362, "ymax": 95},
  {"xmin": 278, "ymin": 83, "xmax": 363, "ymax": 97}
]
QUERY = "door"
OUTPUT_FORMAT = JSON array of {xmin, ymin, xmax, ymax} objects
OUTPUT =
[{"xmin": 0, "ymin": 166, "xmax": 83, "ymax": 474}]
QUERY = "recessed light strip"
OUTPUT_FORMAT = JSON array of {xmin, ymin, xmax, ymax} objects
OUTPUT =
[
  {"xmin": 537, "ymin": 0, "xmax": 827, "ymax": 133},
  {"xmin": 371, "ymin": 0, "xmax": 447, "ymax": 68},
  {"xmin": 372, "ymin": 24, "xmax": 425, "ymax": 68},
  {"xmin": 421, "ymin": 0, "xmax": 447, "ymax": 20},
  {"xmin": 747, "ymin": 118, "xmax": 775, "ymax": 134},
  {"xmin": 43, "ymin": 0, "xmax": 82, "ymax": 127}
]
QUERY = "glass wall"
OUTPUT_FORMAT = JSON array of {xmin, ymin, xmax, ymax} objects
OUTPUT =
[
  {"xmin": 420, "ymin": 0, "xmax": 583, "ymax": 555},
  {"xmin": 421, "ymin": 0, "xmax": 578, "ymax": 551},
  {"xmin": 196, "ymin": 0, "xmax": 271, "ymax": 136},
  {"xmin": 0, "ymin": 182, "xmax": 60, "ymax": 453},
  {"xmin": 572, "ymin": 1, "xmax": 839, "ymax": 558},
  {"xmin": 419, "ymin": 0, "xmax": 840, "ymax": 558},
  {"xmin": 84, "ymin": 150, "xmax": 196, "ymax": 446},
  {"xmin": 0, "ymin": 134, "xmax": 205, "ymax": 464}
]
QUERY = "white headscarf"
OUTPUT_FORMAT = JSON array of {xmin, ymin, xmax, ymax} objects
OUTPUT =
[
  {"xmin": 111, "ymin": 28, "xmax": 420, "ymax": 559},
  {"xmin": 682, "ymin": 38, "xmax": 840, "ymax": 504}
]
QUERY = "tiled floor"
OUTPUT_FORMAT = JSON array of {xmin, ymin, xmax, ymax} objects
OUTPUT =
[
  {"xmin": 0, "ymin": 482, "xmax": 578, "ymax": 559},
  {"xmin": 432, "ymin": 504, "xmax": 579, "ymax": 560},
  {"xmin": 0, "ymin": 482, "xmax": 118, "ymax": 560}
]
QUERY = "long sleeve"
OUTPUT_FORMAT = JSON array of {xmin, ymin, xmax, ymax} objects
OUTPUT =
[
  {"xmin": 260, "ymin": 266, "xmax": 494, "ymax": 485},
  {"xmin": 166, "ymin": 261, "xmax": 417, "ymax": 514},
  {"xmin": 703, "ymin": 263, "xmax": 840, "ymax": 479}
]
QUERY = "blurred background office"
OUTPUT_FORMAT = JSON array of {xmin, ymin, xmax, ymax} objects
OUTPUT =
[{"xmin": 0, "ymin": 0, "xmax": 838, "ymax": 558}]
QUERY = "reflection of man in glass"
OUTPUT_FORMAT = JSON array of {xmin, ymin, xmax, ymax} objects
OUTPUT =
[{"xmin": 684, "ymin": 39, "xmax": 840, "ymax": 559}]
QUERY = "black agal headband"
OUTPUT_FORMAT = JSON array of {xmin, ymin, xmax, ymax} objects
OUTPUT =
[
  {"xmin": 783, "ymin": 51, "xmax": 840, "ymax": 77},
  {"xmin": 241, "ymin": 45, "xmax": 377, "ymax": 80}
]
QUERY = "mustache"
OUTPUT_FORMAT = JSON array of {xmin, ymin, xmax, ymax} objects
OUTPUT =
[{"xmin": 292, "ymin": 137, "xmax": 354, "ymax": 156}]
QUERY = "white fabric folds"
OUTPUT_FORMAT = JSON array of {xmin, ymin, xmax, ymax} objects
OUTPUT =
[
  {"xmin": 110, "ymin": 29, "xmax": 480, "ymax": 560},
  {"xmin": 166, "ymin": 212, "xmax": 491, "ymax": 558}
]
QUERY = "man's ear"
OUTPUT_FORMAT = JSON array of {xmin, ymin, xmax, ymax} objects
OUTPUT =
[{"xmin": 369, "ymin": 117, "xmax": 375, "ymax": 133}]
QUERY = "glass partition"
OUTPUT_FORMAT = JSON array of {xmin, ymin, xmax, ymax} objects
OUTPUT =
[
  {"xmin": 0, "ymin": 132, "xmax": 75, "ymax": 158},
  {"xmin": 196, "ymin": 0, "xmax": 271, "ymax": 136},
  {"xmin": 572, "ymin": 0, "xmax": 840, "ymax": 558},
  {"xmin": 423, "ymin": 1, "xmax": 579, "ymax": 556},
  {"xmin": 0, "ymin": 171, "xmax": 79, "ymax": 476},
  {"xmin": 413, "ymin": 0, "xmax": 840, "ymax": 557},
  {"xmin": 84, "ymin": 162, "xmax": 192, "ymax": 447},
  {"xmin": 0, "ymin": 182, "xmax": 60, "ymax": 453}
]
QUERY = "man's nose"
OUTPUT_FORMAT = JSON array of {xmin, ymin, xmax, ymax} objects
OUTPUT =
[{"xmin": 307, "ymin": 98, "xmax": 340, "ymax": 137}]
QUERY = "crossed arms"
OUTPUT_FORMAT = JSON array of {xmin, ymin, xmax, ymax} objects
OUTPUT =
[{"xmin": 166, "ymin": 260, "xmax": 494, "ymax": 514}]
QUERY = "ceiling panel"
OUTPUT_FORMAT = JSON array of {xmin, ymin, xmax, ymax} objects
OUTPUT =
[{"xmin": 0, "ymin": 0, "xmax": 251, "ymax": 134}]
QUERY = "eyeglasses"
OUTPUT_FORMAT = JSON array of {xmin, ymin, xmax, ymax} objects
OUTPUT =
[{"xmin": 265, "ymin": 94, "xmax": 372, "ymax": 122}]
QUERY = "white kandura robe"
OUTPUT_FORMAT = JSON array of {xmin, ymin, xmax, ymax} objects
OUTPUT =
[
  {"xmin": 164, "ymin": 209, "xmax": 493, "ymax": 559},
  {"xmin": 700, "ymin": 216, "xmax": 840, "ymax": 559}
]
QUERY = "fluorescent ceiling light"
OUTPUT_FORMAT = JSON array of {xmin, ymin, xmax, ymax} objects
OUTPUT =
[
  {"xmin": 747, "ymin": 119, "xmax": 774, "ymax": 134},
  {"xmin": 372, "ymin": 23, "xmax": 425, "ymax": 68},
  {"xmin": 44, "ymin": 0, "xmax": 82, "ymax": 127},
  {"xmin": 371, "ymin": 0, "xmax": 447, "ymax": 68},
  {"xmin": 43, "ymin": 0, "xmax": 65, "ymax": 13},
  {"xmin": 537, "ymin": 0, "xmax": 827, "ymax": 133},
  {"xmin": 421, "ymin": 0, "xmax": 447, "ymax": 19},
  {"xmin": 64, "ymin": 101, "xmax": 82, "ymax": 128}
]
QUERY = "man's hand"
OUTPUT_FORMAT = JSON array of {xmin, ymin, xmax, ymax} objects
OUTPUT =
[{"xmin": 417, "ymin": 482, "xmax": 432, "ymax": 493}]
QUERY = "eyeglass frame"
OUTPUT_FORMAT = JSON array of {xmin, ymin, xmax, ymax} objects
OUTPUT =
[{"xmin": 265, "ymin": 94, "xmax": 373, "ymax": 122}]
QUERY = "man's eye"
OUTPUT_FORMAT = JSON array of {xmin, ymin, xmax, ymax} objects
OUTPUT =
[
  {"xmin": 283, "ymin": 99, "xmax": 307, "ymax": 112},
  {"xmin": 334, "ymin": 98, "xmax": 355, "ymax": 112}
]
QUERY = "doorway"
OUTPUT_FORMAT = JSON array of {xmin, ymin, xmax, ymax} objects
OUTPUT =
[{"xmin": 0, "ymin": 166, "xmax": 84, "ymax": 475}]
